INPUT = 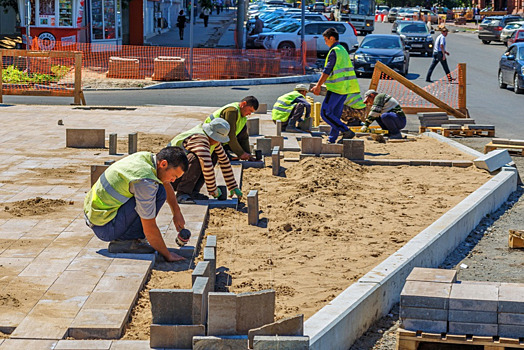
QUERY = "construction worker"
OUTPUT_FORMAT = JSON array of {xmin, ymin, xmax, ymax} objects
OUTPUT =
[
  {"xmin": 170, "ymin": 118, "xmax": 242, "ymax": 204},
  {"xmin": 84, "ymin": 146, "xmax": 188, "ymax": 262},
  {"xmin": 360, "ymin": 90, "xmax": 406, "ymax": 139},
  {"xmin": 340, "ymin": 90, "xmax": 367, "ymax": 126},
  {"xmin": 272, "ymin": 84, "xmax": 311, "ymax": 133},
  {"xmin": 204, "ymin": 96, "xmax": 259, "ymax": 161},
  {"xmin": 311, "ymin": 27, "xmax": 357, "ymax": 144}
]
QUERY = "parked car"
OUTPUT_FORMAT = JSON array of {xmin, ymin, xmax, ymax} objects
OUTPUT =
[
  {"xmin": 419, "ymin": 9, "xmax": 439, "ymax": 24},
  {"xmin": 478, "ymin": 15, "xmax": 523, "ymax": 44},
  {"xmin": 260, "ymin": 21, "xmax": 358, "ymax": 56},
  {"xmin": 311, "ymin": 2, "xmax": 326, "ymax": 13},
  {"xmin": 501, "ymin": 21, "xmax": 524, "ymax": 45},
  {"xmin": 498, "ymin": 42, "xmax": 524, "ymax": 94},
  {"xmin": 387, "ymin": 7, "xmax": 400, "ymax": 22},
  {"xmin": 507, "ymin": 28, "xmax": 524, "ymax": 46},
  {"xmin": 352, "ymin": 34, "xmax": 410, "ymax": 76},
  {"xmin": 397, "ymin": 8, "xmax": 419, "ymax": 21},
  {"xmin": 375, "ymin": 5, "xmax": 390, "ymax": 15},
  {"xmin": 289, "ymin": 13, "xmax": 328, "ymax": 21},
  {"xmin": 392, "ymin": 20, "xmax": 434, "ymax": 56}
]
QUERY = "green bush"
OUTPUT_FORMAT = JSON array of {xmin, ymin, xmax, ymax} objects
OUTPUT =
[{"xmin": 2, "ymin": 64, "xmax": 69, "ymax": 84}]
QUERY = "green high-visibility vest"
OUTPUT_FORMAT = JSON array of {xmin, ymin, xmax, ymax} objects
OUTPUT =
[
  {"xmin": 84, "ymin": 152, "xmax": 161, "ymax": 226},
  {"xmin": 169, "ymin": 124, "xmax": 217, "ymax": 154},
  {"xmin": 271, "ymin": 91, "xmax": 303, "ymax": 122},
  {"xmin": 204, "ymin": 102, "xmax": 246, "ymax": 144},
  {"xmin": 344, "ymin": 92, "xmax": 366, "ymax": 109},
  {"xmin": 324, "ymin": 45, "xmax": 359, "ymax": 95}
]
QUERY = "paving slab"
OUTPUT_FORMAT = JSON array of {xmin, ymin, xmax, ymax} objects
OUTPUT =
[
  {"xmin": 54, "ymin": 340, "xmax": 113, "ymax": 349},
  {"xmin": 405, "ymin": 267, "xmax": 457, "ymax": 283},
  {"xmin": 400, "ymin": 281, "xmax": 452, "ymax": 309},
  {"xmin": 448, "ymin": 322, "xmax": 498, "ymax": 336},
  {"xmin": 498, "ymin": 283, "xmax": 524, "ymax": 313},
  {"xmin": 449, "ymin": 282, "xmax": 499, "ymax": 312}
]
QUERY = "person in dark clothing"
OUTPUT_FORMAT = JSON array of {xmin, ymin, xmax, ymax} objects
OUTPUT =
[
  {"xmin": 202, "ymin": 7, "xmax": 211, "ymax": 27},
  {"xmin": 176, "ymin": 10, "xmax": 187, "ymax": 40}
]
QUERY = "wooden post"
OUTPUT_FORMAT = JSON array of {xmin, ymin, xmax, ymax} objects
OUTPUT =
[
  {"xmin": 74, "ymin": 52, "xmax": 82, "ymax": 105},
  {"xmin": 313, "ymin": 102, "xmax": 321, "ymax": 127},
  {"xmin": 247, "ymin": 190, "xmax": 259, "ymax": 226},
  {"xmin": 458, "ymin": 62, "xmax": 466, "ymax": 111},
  {"xmin": 369, "ymin": 64, "xmax": 382, "ymax": 91}
]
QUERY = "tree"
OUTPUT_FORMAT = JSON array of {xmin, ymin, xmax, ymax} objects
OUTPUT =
[{"xmin": 0, "ymin": 0, "xmax": 18, "ymax": 14}]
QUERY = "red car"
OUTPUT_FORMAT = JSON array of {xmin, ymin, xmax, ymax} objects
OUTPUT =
[{"xmin": 507, "ymin": 29, "xmax": 524, "ymax": 46}]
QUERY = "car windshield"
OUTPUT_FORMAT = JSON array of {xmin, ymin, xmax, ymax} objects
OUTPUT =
[
  {"xmin": 274, "ymin": 22, "xmax": 300, "ymax": 32},
  {"xmin": 519, "ymin": 47, "xmax": 524, "ymax": 60},
  {"xmin": 361, "ymin": 36, "xmax": 401, "ymax": 49},
  {"xmin": 482, "ymin": 18, "xmax": 501, "ymax": 26},
  {"xmin": 505, "ymin": 22, "xmax": 523, "ymax": 30},
  {"xmin": 399, "ymin": 23, "xmax": 429, "ymax": 33}
]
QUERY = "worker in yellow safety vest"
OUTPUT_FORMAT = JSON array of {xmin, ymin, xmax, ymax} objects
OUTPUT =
[
  {"xmin": 204, "ymin": 96, "xmax": 259, "ymax": 161},
  {"xmin": 272, "ymin": 84, "xmax": 311, "ymax": 133},
  {"xmin": 311, "ymin": 27, "xmax": 361, "ymax": 144}
]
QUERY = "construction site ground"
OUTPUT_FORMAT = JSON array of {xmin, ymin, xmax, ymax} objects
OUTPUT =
[{"xmin": 0, "ymin": 104, "xmax": 508, "ymax": 347}]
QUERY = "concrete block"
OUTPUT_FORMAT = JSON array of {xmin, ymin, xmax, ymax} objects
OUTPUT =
[
  {"xmin": 499, "ymin": 313, "xmax": 524, "ymax": 325},
  {"xmin": 236, "ymin": 289, "xmax": 275, "ymax": 334},
  {"xmin": 448, "ymin": 322, "xmax": 497, "ymax": 336},
  {"xmin": 256, "ymin": 138, "xmax": 272, "ymax": 156},
  {"xmin": 150, "ymin": 324, "xmax": 205, "ymax": 349},
  {"xmin": 320, "ymin": 143, "xmax": 343, "ymax": 155},
  {"xmin": 299, "ymin": 153, "xmax": 317, "ymax": 159},
  {"xmin": 406, "ymin": 268, "xmax": 457, "ymax": 284},
  {"xmin": 440, "ymin": 124, "xmax": 462, "ymax": 130},
  {"xmin": 203, "ymin": 247, "xmax": 216, "ymax": 292},
  {"xmin": 409, "ymin": 160, "xmax": 430, "ymax": 166},
  {"xmin": 448, "ymin": 310, "xmax": 497, "ymax": 324},
  {"xmin": 449, "ymin": 282, "xmax": 498, "ymax": 312},
  {"xmin": 149, "ymin": 289, "xmax": 193, "ymax": 325},
  {"xmin": 499, "ymin": 283, "xmax": 524, "ymax": 313},
  {"xmin": 54, "ymin": 340, "xmax": 112, "ymax": 349},
  {"xmin": 474, "ymin": 149, "xmax": 513, "ymax": 173},
  {"xmin": 400, "ymin": 281, "xmax": 451, "ymax": 309},
  {"xmin": 253, "ymin": 335, "xmax": 309, "ymax": 350},
  {"xmin": 193, "ymin": 335, "xmax": 248, "ymax": 350},
  {"xmin": 452, "ymin": 160, "xmax": 473, "ymax": 168},
  {"xmin": 318, "ymin": 125, "xmax": 331, "ymax": 134},
  {"xmin": 247, "ymin": 117, "xmax": 260, "ymax": 136},
  {"xmin": 192, "ymin": 261, "xmax": 211, "ymax": 285},
  {"xmin": 276, "ymin": 120, "xmax": 282, "ymax": 137},
  {"xmin": 255, "ymin": 103, "xmax": 267, "ymax": 114},
  {"xmin": 430, "ymin": 160, "xmax": 453, "ymax": 167},
  {"xmin": 499, "ymin": 324, "xmax": 524, "ymax": 338},
  {"xmin": 448, "ymin": 118, "xmax": 475, "ymax": 125},
  {"xmin": 66, "ymin": 128, "xmax": 105, "ymax": 148},
  {"xmin": 90, "ymin": 165, "xmax": 109, "ymax": 187},
  {"xmin": 301, "ymin": 136, "xmax": 322, "ymax": 155},
  {"xmin": 266, "ymin": 136, "xmax": 284, "ymax": 150},
  {"xmin": 206, "ymin": 235, "xmax": 217, "ymax": 249},
  {"xmin": 417, "ymin": 112, "xmax": 448, "ymax": 118},
  {"xmin": 208, "ymin": 292, "xmax": 237, "ymax": 335},
  {"xmin": 401, "ymin": 318, "xmax": 447, "ymax": 333},
  {"xmin": 192, "ymin": 277, "xmax": 210, "ymax": 325},
  {"xmin": 247, "ymin": 190, "xmax": 259, "ymax": 226},
  {"xmin": 109, "ymin": 133, "xmax": 117, "ymax": 155},
  {"xmin": 388, "ymin": 159, "xmax": 411, "ymax": 166},
  {"xmin": 128, "ymin": 132, "xmax": 138, "ymax": 154},
  {"xmin": 272, "ymin": 147, "xmax": 280, "ymax": 176},
  {"xmin": 400, "ymin": 307, "xmax": 447, "ymax": 321},
  {"xmin": 298, "ymin": 117, "xmax": 312, "ymax": 132},
  {"xmin": 248, "ymin": 314, "xmax": 303, "ymax": 348},
  {"xmin": 343, "ymin": 139, "xmax": 365, "ymax": 160},
  {"xmin": 465, "ymin": 124, "xmax": 495, "ymax": 130}
]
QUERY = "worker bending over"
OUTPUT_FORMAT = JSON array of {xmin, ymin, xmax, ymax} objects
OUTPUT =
[
  {"xmin": 84, "ymin": 147, "xmax": 188, "ymax": 262},
  {"xmin": 272, "ymin": 84, "xmax": 311, "ymax": 133},
  {"xmin": 360, "ymin": 90, "xmax": 406, "ymax": 139},
  {"xmin": 170, "ymin": 118, "xmax": 243, "ymax": 204}
]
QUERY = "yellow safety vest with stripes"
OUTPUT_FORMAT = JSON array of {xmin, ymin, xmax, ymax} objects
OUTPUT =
[
  {"xmin": 169, "ymin": 124, "xmax": 218, "ymax": 154},
  {"xmin": 204, "ymin": 102, "xmax": 246, "ymax": 144},
  {"xmin": 83, "ymin": 152, "xmax": 161, "ymax": 226},
  {"xmin": 271, "ymin": 91, "xmax": 303, "ymax": 122},
  {"xmin": 324, "ymin": 44, "xmax": 359, "ymax": 95}
]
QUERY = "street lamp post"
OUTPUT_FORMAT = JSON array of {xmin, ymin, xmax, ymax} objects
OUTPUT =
[{"xmin": 189, "ymin": 0, "xmax": 195, "ymax": 79}]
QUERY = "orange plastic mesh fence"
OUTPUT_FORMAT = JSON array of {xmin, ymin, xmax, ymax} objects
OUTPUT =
[
  {"xmin": 25, "ymin": 38, "xmax": 317, "ymax": 82},
  {"xmin": 375, "ymin": 67, "xmax": 460, "ymax": 109}
]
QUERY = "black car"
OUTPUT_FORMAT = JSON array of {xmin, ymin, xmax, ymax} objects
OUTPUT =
[
  {"xmin": 478, "ymin": 15, "xmax": 523, "ymax": 44},
  {"xmin": 498, "ymin": 42, "xmax": 524, "ymax": 94},
  {"xmin": 392, "ymin": 20, "xmax": 434, "ymax": 56},
  {"xmin": 352, "ymin": 34, "xmax": 410, "ymax": 76}
]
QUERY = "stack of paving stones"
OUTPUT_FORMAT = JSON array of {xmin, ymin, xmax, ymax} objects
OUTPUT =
[
  {"xmin": 401, "ymin": 268, "xmax": 524, "ymax": 339},
  {"xmin": 300, "ymin": 136, "xmax": 364, "ymax": 160},
  {"xmin": 149, "ymin": 235, "xmax": 308, "ymax": 350},
  {"xmin": 418, "ymin": 112, "xmax": 450, "ymax": 128}
]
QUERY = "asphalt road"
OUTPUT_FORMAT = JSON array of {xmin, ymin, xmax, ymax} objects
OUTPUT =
[{"xmin": 3, "ymin": 22, "xmax": 523, "ymax": 137}]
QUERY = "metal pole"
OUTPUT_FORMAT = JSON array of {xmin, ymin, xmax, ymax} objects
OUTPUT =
[
  {"xmin": 236, "ymin": 0, "xmax": 244, "ymax": 49},
  {"xmin": 189, "ymin": 0, "xmax": 194, "ymax": 79},
  {"xmin": 26, "ymin": 0, "xmax": 31, "ymax": 49},
  {"xmin": 301, "ymin": 0, "xmax": 305, "ymax": 72}
]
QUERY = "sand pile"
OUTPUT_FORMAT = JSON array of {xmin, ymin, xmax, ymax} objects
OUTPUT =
[{"xmin": 1, "ymin": 197, "xmax": 73, "ymax": 217}]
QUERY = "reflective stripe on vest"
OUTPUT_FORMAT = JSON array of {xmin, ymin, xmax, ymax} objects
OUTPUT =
[
  {"xmin": 271, "ymin": 91, "xmax": 303, "ymax": 122},
  {"xmin": 324, "ymin": 45, "xmax": 359, "ymax": 95},
  {"xmin": 344, "ymin": 92, "xmax": 366, "ymax": 109},
  {"xmin": 169, "ymin": 124, "xmax": 217, "ymax": 154},
  {"xmin": 83, "ymin": 152, "xmax": 161, "ymax": 226},
  {"xmin": 204, "ymin": 103, "xmax": 246, "ymax": 143}
]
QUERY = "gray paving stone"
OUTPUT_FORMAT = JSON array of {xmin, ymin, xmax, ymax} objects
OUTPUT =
[
  {"xmin": 255, "ymin": 103, "xmax": 267, "ymax": 114},
  {"xmin": 343, "ymin": 139, "xmax": 364, "ymax": 160},
  {"xmin": 54, "ymin": 340, "xmax": 112, "ymax": 349},
  {"xmin": 208, "ymin": 292, "xmax": 237, "ymax": 336},
  {"xmin": 474, "ymin": 149, "xmax": 512, "ymax": 173},
  {"xmin": 406, "ymin": 268, "xmax": 457, "ymax": 284},
  {"xmin": 247, "ymin": 190, "xmax": 259, "ymax": 226},
  {"xmin": 150, "ymin": 324, "xmax": 205, "ymax": 349},
  {"xmin": 0, "ymin": 339, "xmax": 58, "ymax": 349},
  {"xmin": 272, "ymin": 146, "xmax": 280, "ymax": 176},
  {"xmin": 400, "ymin": 307, "xmax": 448, "ymax": 321},
  {"xmin": 193, "ymin": 335, "xmax": 248, "ymax": 350},
  {"xmin": 90, "ymin": 165, "xmax": 110, "ymax": 187},
  {"xmin": 256, "ymin": 138, "xmax": 272, "ymax": 156},
  {"xmin": 301, "ymin": 136, "xmax": 322, "ymax": 155},
  {"xmin": 440, "ymin": 124, "xmax": 462, "ymax": 130},
  {"xmin": 449, "ymin": 282, "xmax": 499, "ymax": 312},
  {"xmin": 236, "ymin": 289, "xmax": 275, "ymax": 334},
  {"xmin": 66, "ymin": 129, "xmax": 105, "ymax": 148},
  {"xmin": 320, "ymin": 143, "xmax": 343, "ymax": 155},
  {"xmin": 192, "ymin": 277, "xmax": 210, "ymax": 325},
  {"xmin": 465, "ymin": 124, "xmax": 495, "ymax": 130},
  {"xmin": 401, "ymin": 318, "xmax": 447, "ymax": 333},
  {"xmin": 192, "ymin": 261, "xmax": 211, "ymax": 285},
  {"xmin": 318, "ymin": 125, "xmax": 331, "ymax": 133},
  {"xmin": 266, "ymin": 136, "xmax": 284, "ymax": 150},
  {"xmin": 253, "ymin": 335, "xmax": 310, "ymax": 350},
  {"xmin": 203, "ymin": 246, "xmax": 216, "ymax": 292},
  {"xmin": 109, "ymin": 340, "xmax": 151, "ymax": 350},
  {"xmin": 400, "ymin": 281, "xmax": 452, "ymax": 309},
  {"xmin": 248, "ymin": 314, "xmax": 303, "ymax": 348},
  {"xmin": 247, "ymin": 118, "xmax": 260, "ymax": 136},
  {"xmin": 499, "ymin": 324, "xmax": 524, "ymax": 338},
  {"xmin": 448, "ymin": 322, "xmax": 498, "ymax": 336},
  {"xmin": 448, "ymin": 310, "xmax": 497, "ymax": 324},
  {"xmin": 68, "ymin": 308, "xmax": 129, "ymax": 339},
  {"xmin": 499, "ymin": 313, "xmax": 524, "ymax": 325},
  {"xmin": 498, "ymin": 283, "xmax": 524, "ymax": 313},
  {"xmin": 149, "ymin": 289, "xmax": 193, "ymax": 325},
  {"xmin": 417, "ymin": 112, "xmax": 448, "ymax": 118}
]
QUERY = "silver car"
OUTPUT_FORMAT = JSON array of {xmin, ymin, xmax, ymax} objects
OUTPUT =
[{"xmin": 501, "ymin": 21, "xmax": 524, "ymax": 46}]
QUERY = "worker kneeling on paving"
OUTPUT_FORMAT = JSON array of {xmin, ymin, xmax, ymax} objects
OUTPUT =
[
  {"xmin": 272, "ymin": 84, "xmax": 312, "ymax": 133},
  {"xmin": 204, "ymin": 96, "xmax": 259, "ymax": 161},
  {"xmin": 169, "ymin": 118, "xmax": 243, "ymax": 205},
  {"xmin": 361, "ymin": 89, "xmax": 407, "ymax": 139},
  {"xmin": 84, "ymin": 147, "xmax": 188, "ymax": 262}
]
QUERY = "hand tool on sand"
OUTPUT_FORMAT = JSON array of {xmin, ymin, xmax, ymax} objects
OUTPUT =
[{"xmin": 176, "ymin": 229, "xmax": 191, "ymax": 247}]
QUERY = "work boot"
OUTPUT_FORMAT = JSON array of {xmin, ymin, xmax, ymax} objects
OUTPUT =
[
  {"xmin": 108, "ymin": 239, "xmax": 156, "ymax": 254},
  {"xmin": 337, "ymin": 130, "xmax": 355, "ymax": 144},
  {"xmin": 388, "ymin": 132, "xmax": 404, "ymax": 140},
  {"xmin": 285, "ymin": 125, "xmax": 306, "ymax": 133}
]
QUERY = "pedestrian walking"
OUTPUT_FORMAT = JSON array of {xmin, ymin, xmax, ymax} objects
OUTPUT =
[
  {"xmin": 426, "ymin": 26, "xmax": 456, "ymax": 82},
  {"xmin": 176, "ymin": 10, "xmax": 187, "ymax": 40},
  {"xmin": 202, "ymin": 7, "xmax": 210, "ymax": 27}
]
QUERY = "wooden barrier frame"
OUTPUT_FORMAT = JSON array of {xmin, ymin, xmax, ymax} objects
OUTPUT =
[
  {"xmin": 368, "ymin": 61, "xmax": 467, "ymax": 119},
  {"xmin": 0, "ymin": 49, "xmax": 86, "ymax": 105}
]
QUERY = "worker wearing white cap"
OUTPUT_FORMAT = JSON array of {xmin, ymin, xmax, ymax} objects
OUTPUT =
[
  {"xmin": 361, "ymin": 90, "xmax": 406, "ymax": 139},
  {"xmin": 272, "ymin": 84, "xmax": 311, "ymax": 133}
]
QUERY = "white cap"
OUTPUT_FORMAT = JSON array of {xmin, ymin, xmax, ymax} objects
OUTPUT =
[
  {"xmin": 203, "ymin": 118, "xmax": 230, "ymax": 143},
  {"xmin": 294, "ymin": 84, "xmax": 309, "ymax": 92}
]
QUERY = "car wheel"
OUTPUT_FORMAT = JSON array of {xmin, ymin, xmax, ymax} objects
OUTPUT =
[
  {"xmin": 278, "ymin": 42, "xmax": 295, "ymax": 56},
  {"xmin": 481, "ymin": 40, "xmax": 491, "ymax": 44},
  {"xmin": 514, "ymin": 74, "xmax": 524, "ymax": 94},
  {"xmin": 498, "ymin": 70, "xmax": 507, "ymax": 89}
]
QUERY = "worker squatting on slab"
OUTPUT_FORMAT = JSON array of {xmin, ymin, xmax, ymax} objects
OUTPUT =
[
  {"xmin": 271, "ymin": 84, "xmax": 312, "ymax": 133},
  {"xmin": 361, "ymin": 90, "xmax": 407, "ymax": 139}
]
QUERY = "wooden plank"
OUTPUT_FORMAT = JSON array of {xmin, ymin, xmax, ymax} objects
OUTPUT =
[
  {"xmin": 74, "ymin": 52, "xmax": 82, "ymax": 105},
  {"xmin": 1, "ymin": 89, "xmax": 74, "ymax": 97},
  {"xmin": 0, "ymin": 49, "xmax": 77, "ymax": 58},
  {"xmin": 398, "ymin": 329, "xmax": 524, "ymax": 349},
  {"xmin": 403, "ymin": 107, "xmax": 446, "ymax": 114},
  {"xmin": 458, "ymin": 63, "xmax": 467, "ymax": 110}
]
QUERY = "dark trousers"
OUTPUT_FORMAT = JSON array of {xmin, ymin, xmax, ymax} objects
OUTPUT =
[
  {"xmin": 376, "ymin": 112, "xmax": 406, "ymax": 135},
  {"xmin": 172, "ymin": 152, "xmax": 218, "ymax": 195},
  {"xmin": 279, "ymin": 103, "xmax": 305, "ymax": 129},
  {"xmin": 178, "ymin": 26, "xmax": 184, "ymax": 40},
  {"xmin": 426, "ymin": 51, "xmax": 450, "ymax": 80},
  {"xmin": 91, "ymin": 185, "xmax": 166, "ymax": 242},
  {"xmin": 203, "ymin": 15, "xmax": 209, "ymax": 27},
  {"xmin": 321, "ymin": 91, "xmax": 349, "ymax": 143}
]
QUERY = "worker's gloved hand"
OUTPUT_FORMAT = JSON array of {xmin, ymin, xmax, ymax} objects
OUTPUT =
[
  {"xmin": 230, "ymin": 188, "xmax": 243, "ymax": 200},
  {"xmin": 211, "ymin": 187, "xmax": 222, "ymax": 199},
  {"xmin": 360, "ymin": 125, "xmax": 369, "ymax": 133}
]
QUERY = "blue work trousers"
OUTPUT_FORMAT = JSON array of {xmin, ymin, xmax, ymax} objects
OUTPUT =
[
  {"xmin": 376, "ymin": 112, "xmax": 407, "ymax": 135},
  {"xmin": 321, "ymin": 91, "xmax": 349, "ymax": 143},
  {"xmin": 91, "ymin": 185, "xmax": 166, "ymax": 242}
]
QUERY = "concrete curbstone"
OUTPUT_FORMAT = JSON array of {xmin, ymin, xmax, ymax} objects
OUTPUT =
[
  {"xmin": 150, "ymin": 324, "xmax": 205, "ymax": 349},
  {"xmin": 400, "ymin": 307, "xmax": 448, "ymax": 321},
  {"xmin": 253, "ymin": 335, "xmax": 310, "ymax": 350},
  {"xmin": 66, "ymin": 129, "xmax": 105, "ymax": 148},
  {"xmin": 400, "ymin": 281, "xmax": 452, "ymax": 309},
  {"xmin": 301, "ymin": 136, "xmax": 322, "ymax": 155},
  {"xmin": 208, "ymin": 292, "xmax": 237, "ymax": 335},
  {"xmin": 192, "ymin": 277, "xmax": 210, "ymax": 325},
  {"xmin": 499, "ymin": 324, "xmax": 524, "ymax": 338},
  {"xmin": 247, "ymin": 118, "xmax": 260, "ymax": 136},
  {"xmin": 236, "ymin": 289, "xmax": 275, "ymax": 334},
  {"xmin": 192, "ymin": 261, "xmax": 211, "ymax": 285},
  {"xmin": 499, "ymin": 283, "xmax": 524, "ymax": 313},
  {"xmin": 247, "ymin": 190, "xmax": 259, "ymax": 226},
  {"xmin": 203, "ymin": 247, "xmax": 216, "ymax": 292},
  {"xmin": 256, "ymin": 138, "xmax": 272, "ymax": 156},
  {"xmin": 448, "ymin": 310, "xmax": 497, "ymax": 324},
  {"xmin": 343, "ymin": 139, "xmax": 364, "ymax": 160},
  {"xmin": 193, "ymin": 335, "xmax": 248, "ymax": 350},
  {"xmin": 149, "ymin": 289, "xmax": 193, "ymax": 325},
  {"xmin": 474, "ymin": 149, "xmax": 513, "ymax": 173},
  {"xmin": 248, "ymin": 314, "xmax": 304, "ymax": 349}
]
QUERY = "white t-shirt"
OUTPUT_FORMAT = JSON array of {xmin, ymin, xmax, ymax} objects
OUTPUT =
[{"xmin": 434, "ymin": 34, "xmax": 446, "ymax": 53}]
